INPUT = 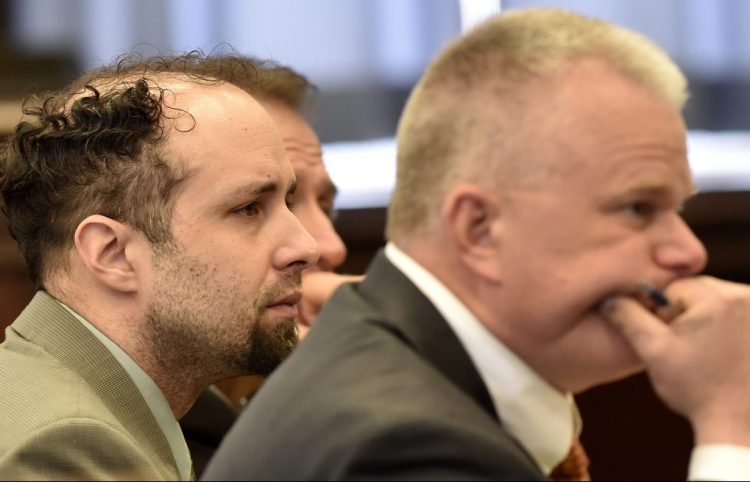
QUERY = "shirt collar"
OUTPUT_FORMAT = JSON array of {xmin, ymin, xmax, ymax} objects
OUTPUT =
[
  {"xmin": 385, "ymin": 242, "xmax": 577, "ymax": 475},
  {"xmin": 59, "ymin": 301, "xmax": 193, "ymax": 481}
]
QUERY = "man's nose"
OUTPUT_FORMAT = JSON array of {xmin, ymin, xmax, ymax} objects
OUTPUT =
[
  {"xmin": 307, "ymin": 212, "xmax": 347, "ymax": 271},
  {"xmin": 654, "ymin": 213, "xmax": 708, "ymax": 276},
  {"xmin": 278, "ymin": 214, "xmax": 320, "ymax": 273}
]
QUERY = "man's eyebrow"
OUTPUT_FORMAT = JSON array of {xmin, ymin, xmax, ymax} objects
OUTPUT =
[
  {"xmin": 627, "ymin": 184, "xmax": 671, "ymax": 195},
  {"xmin": 624, "ymin": 182, "xmax": 698, "ymax": 202},
  {"xmin": 227, "ymin": 181, "xmax": 279, "ymax": 199}
]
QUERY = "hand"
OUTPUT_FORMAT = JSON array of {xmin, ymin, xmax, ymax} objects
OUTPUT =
[
  {"xmin": 298, "ymin": 272, "xmax": 364, "ymax": 335},
  {"xmin": 600, "ymin": 276, "xmax": 750, "ymax": 445}
]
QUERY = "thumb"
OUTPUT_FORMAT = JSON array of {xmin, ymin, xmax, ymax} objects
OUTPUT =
[
  {"xmin": 302, "ymin": 272, "xmax": 364, "ymax": 308},
  {"xmin": 599, "ymin": 296, "xmax": 672, "ymax": 362}
]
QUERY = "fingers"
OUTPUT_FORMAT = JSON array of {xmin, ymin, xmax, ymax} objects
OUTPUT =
[
  {"xmin": 300, "ymin": 272, "xmax": 365, "ymax": 325},
  {"xmin": 296, "ymin": 321, "xmax": 310, "ymax": 340},
  {"xmin": 654, "ymin": 299, "xmax": 686, "ymax": 323},
  {"xmin": 600, "ymin": 296, "xmax": 672, "ymax": 361},
  {"xmin": 637, "ymin": 281, "xmax": 686, "ymax": 322},
  {"xmin": 302, "ymin": 272, "xmax": 363, "ymax": 306}
]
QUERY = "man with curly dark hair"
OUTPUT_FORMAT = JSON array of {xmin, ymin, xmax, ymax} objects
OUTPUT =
[
  {"xmin": 155, "ymin": 55, "xmax": 365, "ymax": 476},
  {"xmin": 0, "ymin": 53, "xmax": 318, "ymax": 480}
]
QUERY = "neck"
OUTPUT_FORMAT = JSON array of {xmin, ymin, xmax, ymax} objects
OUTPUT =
[
  {"xmin": 132, "ymin": 332, "xmax": 218, "ymax": 419},
  {"xmin": 138, "ymin": 352, "xmax": 210, "ymax": 418},
  {"xmin": 52, "ymin": 285, "xmax": 209, "ymax": 419}
]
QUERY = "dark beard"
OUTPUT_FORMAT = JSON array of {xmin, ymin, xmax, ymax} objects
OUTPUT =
[
  {"xmin": 144, "ymin": 293, "xmax": 300, "ymax": 381},
  {"xmin": 245, "ymin": 317, "xmax": 299, "ymax": 376},
  {"xmin": 144, "ymin": 245, "xmax": 301, "ymax": 381}
]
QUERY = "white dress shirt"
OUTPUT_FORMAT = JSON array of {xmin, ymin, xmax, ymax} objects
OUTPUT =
[
  {"xmin": 60, "ymin": 302, "xmax": 193, "ymax": 481},
  {"xmin": 385, "ymin": 242, "xmax": 750, "ymax": 480}
]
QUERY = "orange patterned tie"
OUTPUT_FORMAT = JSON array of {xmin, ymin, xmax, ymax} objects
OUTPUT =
[{"xmin": 549, "ymin": 437, "xmax": 591, "ymax": 481}]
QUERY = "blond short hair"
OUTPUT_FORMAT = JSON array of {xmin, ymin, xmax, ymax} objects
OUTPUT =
[{"xmin": 386, "ymin": 8, "xmax": 687, "ymax": 243}]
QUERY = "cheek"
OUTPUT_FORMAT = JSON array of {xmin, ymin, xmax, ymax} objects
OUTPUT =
[
  {"xmin": 188, "ymin": 243, "xmax": 272, "ymax": 292},
  {"xmin": 531, "ymin": 226, "xmax": 651, "ymax": 290},
  {"xmin": 507, "ymin": 255, "xmax": 627, "ymax": 339},
  {"xmin": 536, "ymin": 246, "xmax": 654, "ymax": 342},
  {"xmin": 549, "ymin": 312, "xmax": 643, "ymax": 392}
]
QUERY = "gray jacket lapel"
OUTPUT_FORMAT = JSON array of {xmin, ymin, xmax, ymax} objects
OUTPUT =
[{"xmin": 357, "ymin": 251, "xmax": 499, "ymax": 421}]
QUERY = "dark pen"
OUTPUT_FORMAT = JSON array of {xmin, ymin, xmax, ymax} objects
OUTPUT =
[{"xmin": 637, "ymin": 281, "xmax": 671, "ymax": 307}]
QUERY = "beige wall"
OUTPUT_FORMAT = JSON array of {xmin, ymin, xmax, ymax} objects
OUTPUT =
[{"xmin": 0, "ymin": 100, "xmax": 22, "ymax": 134}]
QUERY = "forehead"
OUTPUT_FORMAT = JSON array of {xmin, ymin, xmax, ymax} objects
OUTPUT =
[
  {"xmin": 527, "ymin": 59, "xmax": 692, "ymax": 193},
  {"xmin": 262, "ymin": 102, "xmax": 320, "ymax": 160},
  {"xmin": 162, "ymin": 82, "xmax": 292, "ymax": 196},
  {"xmin": 261, "ymin": 101, "xmax": 330, "ymax": 190},
  {"xmin": 262, "ymin": 101, "xmax": 316, "ymax": 140}
]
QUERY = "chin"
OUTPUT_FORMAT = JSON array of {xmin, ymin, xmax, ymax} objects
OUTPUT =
[
  {"xmin": 563, "ymin": 315, "xmax": 645, "ymax": 394},
  {"xmin": 574, "ymin": 342, "xmax": 646, "ymax": 394}
]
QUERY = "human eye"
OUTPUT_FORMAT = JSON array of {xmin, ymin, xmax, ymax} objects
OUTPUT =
[
  {"xmin": 628, "ymin": 200, "xmax": 656, "ymax": 217},
  {"xmin": 622, "ymin": 199, "xmax": 662, "ymax": 227},
  {"xmin": 233, "ymin": 201, "xmax": 261, "ymax": 218}
]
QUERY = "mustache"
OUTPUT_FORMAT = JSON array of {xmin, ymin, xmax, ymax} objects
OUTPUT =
[{"xmin": 256, "ymin": 273, "xmax": 303, "ymax": 310}]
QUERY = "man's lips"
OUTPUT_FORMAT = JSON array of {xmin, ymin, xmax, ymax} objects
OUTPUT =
[{"xmin": 268, "ymin": 291, "xmax": 303, "ymax": 308}]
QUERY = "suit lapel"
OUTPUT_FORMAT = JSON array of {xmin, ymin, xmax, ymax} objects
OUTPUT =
[
  {"xmin": 357, "ymin": 251, "xmax": 499, "ymax": 422},
  {"xmin": 13, "ymin": 291, "xmax": 179, "ymax": 479}
]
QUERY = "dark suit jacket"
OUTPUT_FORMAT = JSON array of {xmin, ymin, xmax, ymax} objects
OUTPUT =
[
  {"xmin": 0, "ymin": 291, "xmax": 180, "ymax": 480},
  {"xmin": 180, "ymin": 386, "xmax": 239, "ymax": 478},
  {"xmin": 203, "ymin": 251, "xmax": 545, "ymax": 481}
]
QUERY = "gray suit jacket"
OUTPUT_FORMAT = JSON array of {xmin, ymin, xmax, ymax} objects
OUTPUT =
[
  {"xmin": 0, "ymin": 291, "xmax": 181, "ymax": 480},
  {"xmin": 203, "ymin": 251, "xmax": 545, "ymax": 480}
]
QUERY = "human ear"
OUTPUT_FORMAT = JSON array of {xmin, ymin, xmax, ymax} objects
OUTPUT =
[
  {"xmin": 442, "ymin": 184, "xmax": 503, "ymax": 283},
  {"xmin": 74, "ymin": 215, "xmax": 140, "ymax": 293}
]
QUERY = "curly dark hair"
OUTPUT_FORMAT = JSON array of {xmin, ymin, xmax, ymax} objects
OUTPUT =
[
  {"xmin": 160, "ymin": 53, "xmax": 316, "ymax": 111},
  {"xmin": 0, "ymin": 51, "xmax": 240, "ymax": 288}
]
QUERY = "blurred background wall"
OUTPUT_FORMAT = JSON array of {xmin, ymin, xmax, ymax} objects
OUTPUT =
[
  {"xmin": 2, "ymin": 0, "xmax": 750, "ymax": 137},
  {"xmin": 1, "ymin": 1, "xmax": 749, "ymax": 480}
]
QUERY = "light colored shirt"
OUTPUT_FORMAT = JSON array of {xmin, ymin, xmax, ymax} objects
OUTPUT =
[
  {"xmin": 385, "ymin": 242, "xmax": 750, "ymax": 480},
  {"xmin": 60, "ymin": 302, "xmax": 193, "ymax": 481},
  {"xmin": 689, "ymin": 445, "xmax": 750, "ymax": 481}
]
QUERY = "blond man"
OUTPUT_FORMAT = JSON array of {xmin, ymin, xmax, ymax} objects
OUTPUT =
[{"xmin": 204, "ymin": 9, "xmax": 750, "ymax": 480}]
